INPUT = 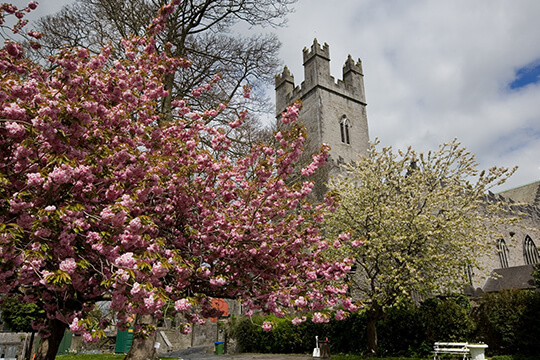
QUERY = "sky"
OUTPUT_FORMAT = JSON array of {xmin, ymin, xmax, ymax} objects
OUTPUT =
[
  {"xmin": 270, "ymin": 0, "xmax": 540, "ymax": 193},
  {"xmin": 9, "ymin": 0, "xmax": 540, "ymax": 193}
]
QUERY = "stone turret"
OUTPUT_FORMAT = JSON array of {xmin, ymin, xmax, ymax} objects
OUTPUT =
[
  {"xmin": 275, "ymin": 66, "xmax": 295, "ymax": 118},
  {"xmin": 302, "ymin": 39, "xmax": 331, "ymax": 89},
  {"xmin": 343, "ymin": 55, "xmax": 366, "ymax": 103}
]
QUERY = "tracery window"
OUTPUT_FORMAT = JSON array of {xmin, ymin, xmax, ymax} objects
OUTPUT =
[
  {"xmin": 497, "ymin": 239, "xmax": 510, "ymax": 268},
  {"xmin": 524, "ymin": 235, "xmax": 540, "ymax": 265},
  {"xmin": 340, "ymin": 115, "xmax": 351, "ymax": 145}
]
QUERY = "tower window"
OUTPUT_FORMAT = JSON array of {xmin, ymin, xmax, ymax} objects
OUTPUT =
[
  {"xmin": 524, "ymin": 235, "xmax": 540, "ymax": 265},
  {"xmin": 497, "ymin": 239, "xmax": 510, "ymax": 268},
  {"xmin": 340, "ymin": 115, "xmax": 351, "ymax": 145}
]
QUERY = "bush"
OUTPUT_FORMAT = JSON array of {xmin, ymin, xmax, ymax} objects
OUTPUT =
[
  {"xmin": 377, "ymin": 304, "xmax": 428, "ymax": 357},
  {"xmin": 229, "ymin": 313, "xmax": 360, "ymax": 355},
  {"xmin": 473, "ymin": 289, "xmax": 540, "ymax": 356},
  {"xmin": 0, "ymin": 295, "xmax": 44, "ymax": 332},
  {"xmin": 420, "ymin": 294, "xmax": 475, "ymax": 343},
  {"xmin": 229, "ymin": 290, "xmax": 540, "ymax": 357}
]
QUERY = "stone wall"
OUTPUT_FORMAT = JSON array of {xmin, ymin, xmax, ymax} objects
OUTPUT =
[{"xmin": 0, "ymin": 332, "xmax": 34, "ymax": 360}]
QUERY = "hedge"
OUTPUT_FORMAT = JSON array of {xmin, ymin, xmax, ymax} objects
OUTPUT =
[{"xmin": 228, "ymin": 290, "xmax": 540, "ymax": 357}]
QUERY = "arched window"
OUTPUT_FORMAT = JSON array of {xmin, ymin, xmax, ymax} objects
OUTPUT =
[
  {"xmin": 465, "ymin": 264, "xmax": 474, "ymax": 286},
  {"xmin": 497, "ymin": 239, "xmax": 510, "ymax": 268},
  {"xmin": 340, "ymin": 115, "xmax": 351, "ymax": 145},
  {"xmin": 524, "ymin": 235, "xmax": 540, "ymax": 265}
]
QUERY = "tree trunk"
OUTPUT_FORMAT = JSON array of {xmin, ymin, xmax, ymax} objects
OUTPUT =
[
  {"xmin": 33, "ymin": 319, "xmax": 67, "ymax": 360},
  {"xmin": 124, "ymin": 314, "xmax": 159, "ymax": 360},
  {"xmin": 366, "ymin": 303, "xmax": 383, "ymax": 357},
  {"xmin": 25, "ymin": 332, "xmax": 35, "ymax": 360},
  {"xmin": 366, "ymin": 312, "xmax": 378, "ymax": 357}
]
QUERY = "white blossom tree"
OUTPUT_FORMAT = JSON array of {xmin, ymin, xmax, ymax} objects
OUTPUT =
[{"xmin": 324, "ymin": 139, "xmax": 517, "ymax": 356}]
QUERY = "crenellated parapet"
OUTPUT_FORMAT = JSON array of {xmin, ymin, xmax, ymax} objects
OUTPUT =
[
  {"xmin": 274, "ymin": 65, "xmax": 294, "ymax": 89},
  {"xmin": 303, "ymin": 38, "xmax": 330, "ymax": 65},
  {"xmin": 275, "ymin": 39, "xmax": 366, "ymax": 116},
  {"xmin": 343, "ymin": 54, "xmax": 363, "ymax": 75}
]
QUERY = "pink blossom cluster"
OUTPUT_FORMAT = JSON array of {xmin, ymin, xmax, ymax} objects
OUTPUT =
[
  {"xmin": 312, "ymin": 312, "xmax": 330, "ymax": 324},
  {"xmin": 262, "ymin": 321, "xmax": 273, "ymax": 332},
  {"xmin": 174, "ymin": 298, "xmax": 192, "ymax": 312},
  {"xmin": 301, "ymin": 144, "xmax": 330, "ymax": 177},
  {"xmin": 59, "ymin": 258, "xmax": 77, "ymax": 275},
  {"xmin": 0, "ymin": 2, "xmax": 37, "ymax": 34}
]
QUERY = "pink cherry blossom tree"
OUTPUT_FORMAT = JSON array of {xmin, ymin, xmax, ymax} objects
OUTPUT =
[{"xmin": 0, "ymin": 2, "xmax": 355, "ymax": 360}]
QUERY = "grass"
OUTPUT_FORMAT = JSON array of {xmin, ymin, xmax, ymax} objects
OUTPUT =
[{"xmin": 55, "ymin": 357, "xmax": 428, "ymax": 360}]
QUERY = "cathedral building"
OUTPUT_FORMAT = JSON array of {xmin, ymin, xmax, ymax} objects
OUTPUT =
[{"xmin": 275, "ymin": 39, "xmax": 540, "ymax": 295}]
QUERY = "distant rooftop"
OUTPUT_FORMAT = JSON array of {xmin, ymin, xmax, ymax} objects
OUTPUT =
[{"xmin": 483, "ymin": 265, "xmax": 536, "ymax": 293}]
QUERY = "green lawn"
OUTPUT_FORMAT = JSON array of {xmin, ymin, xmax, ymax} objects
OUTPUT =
[
  {"xmin": 333, "ymin": 357, "xmax": 428, "ymax": 360},
  {"xmin": 55, "ymin": 357, "xmax": 428, "ymax": 360},
  {"xmin": 54, "ymin": 355, "xmax": 540, "ymax": 360}
]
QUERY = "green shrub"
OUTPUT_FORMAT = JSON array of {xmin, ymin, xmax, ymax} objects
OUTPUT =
[
  {"xmin": 229, "ymin": 290, "xmax": 540, "ymax": 357},
  {"xmin": 325, "ymin": 311, "xmax": 367, "ymax": 355},
  {"xmin": 473, "ymin": 289, "xmax": 540, "ymax": 356},
  {"xmin": 420, "ymin": 294, "xmax": 475, "ymax": 343},
  {"xmin": 229, "ymin": 315, "xmax": 265, "ymax": 353},
  {"xmin": 0, "ymin": 294, "xmax": 45, "ymax": 332},
  {"xmin": 229, "ymin": 313, "xmax": 357, "ymax": 355},
  {"xmin": 377, "ymin": 304, "xmax": 428, "ymax": 357}
]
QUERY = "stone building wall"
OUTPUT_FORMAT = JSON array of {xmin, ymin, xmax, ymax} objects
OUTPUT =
[{"xmin": 472, "ymin": 182, "xmax": 540, "ymax": 293}]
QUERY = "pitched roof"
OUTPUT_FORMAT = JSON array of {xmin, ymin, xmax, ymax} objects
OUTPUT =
[{"xmin": 497, "ymin": 181, "xmax": 540, "ymax": 206}]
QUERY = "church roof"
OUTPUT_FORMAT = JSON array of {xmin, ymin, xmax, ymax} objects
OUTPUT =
[{"xmin": 497, "ymin": 181, "xmax": 540, "ymax": 206}]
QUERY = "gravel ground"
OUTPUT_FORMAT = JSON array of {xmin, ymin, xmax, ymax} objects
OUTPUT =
[{"xmin": 159, "ymin": 345, "xmax": 313, "ymax": 360}]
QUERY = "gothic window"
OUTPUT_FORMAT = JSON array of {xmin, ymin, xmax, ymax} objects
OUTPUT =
[
  {"xmin": 497, "ymin": 239, "xmax": 509, "ymax": 268},
  {"xmin": 465, "ymin": 264, "xmax": 474, "ymax": 286},
  {"xmin": 524, "ymin": 235, "xmax": 540, "ymax": 265},
  {"xmin": 340, "ymin": 115, "xmax": 351, "ymax": 145}
]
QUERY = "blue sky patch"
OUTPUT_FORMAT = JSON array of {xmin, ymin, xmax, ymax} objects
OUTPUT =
[{"xmin": 509, "ymin": 60, "xmax": 540, "ymax": 90}]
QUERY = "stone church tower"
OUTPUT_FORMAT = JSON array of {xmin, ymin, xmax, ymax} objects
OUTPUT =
[{"xmin": 275, "ymin": 39, "xmax": 370, "ymax": 187}]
